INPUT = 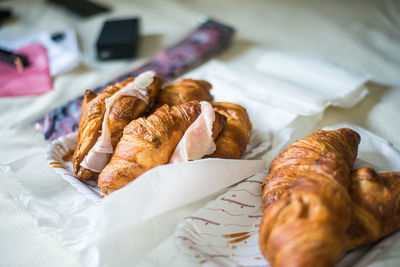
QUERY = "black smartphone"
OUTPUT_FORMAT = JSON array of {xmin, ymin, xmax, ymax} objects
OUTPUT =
[
  {"xmin": 47, "ymin": 0, "xmax": 110, "ymax": 17},
  {"xmin": 0, "ymin": 9, "xmax": 12, "ymax": 23}
]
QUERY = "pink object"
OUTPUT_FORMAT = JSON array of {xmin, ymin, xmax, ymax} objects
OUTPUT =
[
  {"xmin": 0, "ymin": 43, "xmax": 52, "ymax": 97},
  {"xmin": 169, "ymin": 101, "xmax": 216, "ymax": 163}
]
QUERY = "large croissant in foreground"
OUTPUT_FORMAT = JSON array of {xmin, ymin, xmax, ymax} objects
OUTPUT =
[
  {"xmin": 98, "ymin": 100, "xmax": 226, "ymax": 192},
  {"xmin": 259, "ymin": 128, "xmax": 400, "ymax": 267},
  {"xmin": 72, "ymin": 72, "xmax": 163, "ymax": 180}
]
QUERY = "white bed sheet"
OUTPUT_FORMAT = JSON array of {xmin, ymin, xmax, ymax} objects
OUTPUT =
[{"xmin": 1, "ymin": 0, "xmax": 399, "ymax": 266}]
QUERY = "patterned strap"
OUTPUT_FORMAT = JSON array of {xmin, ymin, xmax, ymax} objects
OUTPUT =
[{"xmin": 34, "ymin": 19, "xmax": 235, "ymax": 140}]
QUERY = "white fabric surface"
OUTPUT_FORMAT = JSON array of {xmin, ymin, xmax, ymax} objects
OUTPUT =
[{"xmin": 1, "ymin": 0, "xmax": 400, "ymax": 266}]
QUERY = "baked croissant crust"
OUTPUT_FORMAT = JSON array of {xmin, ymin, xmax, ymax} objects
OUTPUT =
[
  {"xmin": 98, "ymin": 101, "xmax": 203, "ymax": 192},
  {"xmin": 152, "ymin": 79, "xmax": 213, "ymax": 110},
  {"xmin": 259, "ymin": 128, "xmax": 400, "ymax": 267},
  {"xmin": 72, "ymin": 75, "xmax": 163, "ymax": 180},
  {"xmin": 346, "ymin": 167, "xmax": 400, "ymax": 251},
  {"xmin": 259, "ymin": 128, "xmax": 360, "ymax": 267},
  {"xmin": 205, "ymin": 102, "xmax": 252, "ymax": 159}
]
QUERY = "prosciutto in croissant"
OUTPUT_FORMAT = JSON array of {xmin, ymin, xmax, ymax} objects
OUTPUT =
[
  {"xmin": 98, "ymin": 100, "xmax": 226, "ymax": 192},
  {"xmin": 152, "ymin": 79, "xmax": 213, "ymax": 110},
  {"xmin": 72, "ymin": 71, "xmax": 163, "ymax": 180},
  {"xmin": 259, "ymin": 128, "xmax": 400, "ymax": 267},
  {"xmin": 169, "ymin": 101, "xmax": 227, "ymax": 163},
  {"xmin": 205, "ymin": 102, "xmax": 252, "ymax": 159}
]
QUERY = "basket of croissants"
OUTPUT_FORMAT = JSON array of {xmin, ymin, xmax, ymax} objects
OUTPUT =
[{"xmin": 71, "ymin": 71, "xmax": 252, "ymax": 193}]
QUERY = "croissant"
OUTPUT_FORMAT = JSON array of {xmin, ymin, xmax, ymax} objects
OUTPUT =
[
  {"xmin": 98, "ymin": 100, "xmax": 225, "ymax": 192},
  {"xmin": 259, "ymin": 128, "xmax": 400, "ymax": 267},
  {"xmin": 346, "ymin": 167, "xmax": 400, "ymax": 251},
  {"xmin": 72, "ymin": 72, "xmax": 163, "ymax": 180},
  {"xmin": 205, "ymin": 102, "xmax": 252, "ymax": 159},
  {"xmin": 259, "ymin": 128, "xmax": 360, "ymax": 267},
  {"xmin": 152, "ymin": 79, "xmax": 213, "ymax": 110},
  {"xmin": 72, "ymin": 86, "xmax": 119, "ymax": 180}
]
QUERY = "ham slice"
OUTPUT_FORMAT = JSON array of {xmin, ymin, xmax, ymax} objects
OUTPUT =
[
  {"xmin": 169, "ymin": 101, "xmax": 216, "ymax": 163},
  {"xmin": 80, "ymin": 71, "xmax": 155, "ymax": 173}
]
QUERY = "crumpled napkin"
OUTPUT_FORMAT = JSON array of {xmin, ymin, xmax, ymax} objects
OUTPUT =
[
  {"xmin": 187, "ymin": 51, "xmax": 370, "ymax": 116},
  {"xmin": 0, "ymin": 49, "xmax": 371, "ymax": 267},
  {"xmin": 254, "ymin": 52, "xmax": 371, "ymax": 115}
]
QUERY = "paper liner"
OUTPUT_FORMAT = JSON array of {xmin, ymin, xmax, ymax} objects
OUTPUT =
[
  {"xmin": 46, "ymin": 132, "xmax": 103, "ymax": 202},
  {"xmin": 174, "ymin": 123, "xmax": 400, "ymax": 267},
  {"xmin": 174, "ymin": 171, "xmax": 269, "ymax": 267}
]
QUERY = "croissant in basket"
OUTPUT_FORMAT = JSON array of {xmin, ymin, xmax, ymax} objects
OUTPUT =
[
  {"xmin": 72, "ymin": 71, "xmax": 163, "ymax": 180},
  {"xmin": 204, "ymin": 102, "xmax": 252, "ymax": 159},
  {"xmin": 98, "ymin": 100, "xmax": 227, "ymax": 192},
  {"xmin": 259, "ymin": 128, "xmax": 400, "ymax": 267},
  {"xmin": 152, "ymin": 79, "xmax": 213, "ymax": 110}
]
